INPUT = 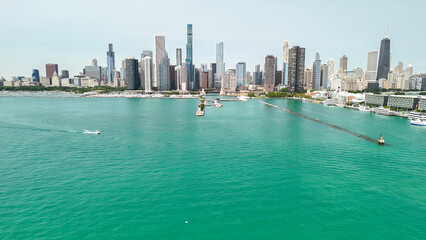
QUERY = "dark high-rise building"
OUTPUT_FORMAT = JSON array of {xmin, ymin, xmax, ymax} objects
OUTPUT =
[
  {"xmin": 169, "ymin": 65, "xmax": 176, "ymax": 90},
  {"xmin": 320, "ymin": 64, "xmax": 328, "ymax": 90},
  {"xmin": 288, "ymin": 46, "xmax": 305, "ymax": 92},
  {"xmin": 209, "ymin": 63, "xmax": 216, "ymax": 88},
  {"xmin": 200, "ymin": 71, "xmax": 208, "ymax": 89},
  {"xmin": 61, "ymin": 70, "xmax": 69, "ymax": 78},
  {"xmin": 275, "ymin": 70, "xmax": 282, "ymax": 86},
  {"xmin": 32, "ymin": 69, "xmax": 40, "ymax": 82},
  {"xmin": 194, "ymin": 68, "xmax": 200, "ymax": 90},
  {"xmin": 340, "ymin": 55, "xmax": 348, "ymax": 72},
  {"xmin": 107, "ymin": 43, "xmax": 115, "ymax": 83},
  {"xmin": 176, "ymin": 48, "xmax": 182, "ymax": 66},
  {"xmin": 254, "ymin": 65, "xmax": 261, "ymax": 85},
  {"xmin": 263, "ymin": 55, "xmax": 276, "ymax": 92},
  {"xmin": 125, "ymin": 58, "xmax": 140, "ymax": 90},
  {"xmin": 45, "ymin": 63, "xmax": 58, "ymax": 78},
  {"xmin": 377, "ymin": 37, "xmax": 391, "ymax": 80}
]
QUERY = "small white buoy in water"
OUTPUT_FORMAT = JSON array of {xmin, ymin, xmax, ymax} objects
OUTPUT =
[{"xmin": 185, "ymin": 221, "xmax": 188, "ymax": 224}]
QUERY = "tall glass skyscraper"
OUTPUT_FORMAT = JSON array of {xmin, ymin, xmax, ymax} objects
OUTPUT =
[
  {"xmin": 216, "ymin": 42, "xmax": 225, "ymax": 75},
  {"xmin": 155, "ymin": 35, "xmax": 170, "ymax": 90},
  {"xmin": 32, "ymin": 69, "xmax": 40, "ymax": 83},
  {"xmin": 186, "ymin": 24, "xmax": 193, "ymax": 64},
  {"xmin": 236, "ymin": 62, "xmax": 247, "ymax": 88},
  {"xmin": 107, "ymin": 43, "xmax": 115, "ymax": 83},
  {"xmin": 176, "ymin": 48, "xmax": 182, "ymax": 66},
  {"xmin": 312, "ymin": 53, "xmax": 321, "ymax": 90},
  {"xmin": 185, "ymin": 24, "xmax": 195, "ymax": 90},
  {"xmin": 254, "ymin": 65, "xmax": 261, "ymax": 86}
]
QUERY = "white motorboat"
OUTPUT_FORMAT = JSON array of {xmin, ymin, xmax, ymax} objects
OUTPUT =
[
  {"xmin": 323, "ymin": 99, "xmax": 338, "ymax": 106},
  {"xmin": 237, "ymin": 96, "xmax": 248, "ymax": 101},
  {"xmin": 358, "ymin": 105, "xmax": 372, "ymax": 112},
  {"xmin": 84, "ymin": 130, "xmax": 101, "ymax": 134},
  {"xmin": 374, "ymin": 106, "xmax": 396, "ymax": 116},
  {"xmin": 408, "ymin": 112, "xmax": 426, "ymax": 120},
  {"xmin": 410, "ymin": 118, "xmax": 426, "ymax": 126}
]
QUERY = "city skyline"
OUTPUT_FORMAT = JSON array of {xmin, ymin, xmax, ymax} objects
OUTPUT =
[{"xmin": 1, "ymin": 0, "xmax": 425, "ymax": 80}]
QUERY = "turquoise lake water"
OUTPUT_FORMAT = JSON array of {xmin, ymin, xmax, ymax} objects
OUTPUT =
[{"xmin": 0, "ymin": 97, "xmax": 425, "ymax": 239}]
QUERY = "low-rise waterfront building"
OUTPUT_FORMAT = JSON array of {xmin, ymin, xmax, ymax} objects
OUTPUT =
[
  {"xmin": 388, "ymin": 95, "xmax": 419, "ymax": 110},
  {"xmin": 418, "ymin": 98, "xmax": 426, "ymax": 111},
  {"xmin": 365, "ymin": 94, "xmax": 388, "ymax": 106}
]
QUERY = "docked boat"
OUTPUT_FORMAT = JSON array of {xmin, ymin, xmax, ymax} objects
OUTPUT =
[
  {"xmin": 215, "ymin": 103, "xmax": 223, "ymax": 108},
  {"xmin": 323, "ymin": 99, "xmax": 338, "ymax": 106},
  {"xmin": 374, "ymin": 107, "xmax": 396, "ymax": 116},
  {"xmin": 408, "ymin": 112, "xmax": 426, "ymax": 121},
  {"xmin": 410, "ymin": 118, "xmax": 426, "ymax": 126},
  {"xmin": 358, "ymin": 105, "xmax": 372, "ymax": 112},
  {"xmin": 237, "ymin": 96, "xmax": 249, "ymax": 101}
]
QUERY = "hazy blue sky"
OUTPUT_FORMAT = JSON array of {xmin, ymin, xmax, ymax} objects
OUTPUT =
[{"xmin": 0, "ymin": 0, "xmax": 425, "ymax": 79}]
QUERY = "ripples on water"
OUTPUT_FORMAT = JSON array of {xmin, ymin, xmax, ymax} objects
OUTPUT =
[{"xmin": 0, "ymin": 97, "xmax": 425, "ymax": 239}]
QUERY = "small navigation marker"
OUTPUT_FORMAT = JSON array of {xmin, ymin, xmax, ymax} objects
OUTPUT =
[{"xmin": 378, "ymin": 133, "xmax": 385, "ymax": 145}]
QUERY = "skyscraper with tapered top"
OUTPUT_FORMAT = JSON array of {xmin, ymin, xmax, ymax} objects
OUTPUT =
[
  {"xmin": 107, "ymin": 43, "xmax": 115, "ymax": 83},
  {"xmin": 377, "ymin": 35, "xmax": 391, "ymax": 81},
  {"xmin": 186, "ymin": 24, "xmax": 195, "ymax": 90}
]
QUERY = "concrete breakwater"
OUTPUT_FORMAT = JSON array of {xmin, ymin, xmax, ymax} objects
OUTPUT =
[{"xmin": 257, "ymin": 100, "xmax": 380, "ymax": 144}]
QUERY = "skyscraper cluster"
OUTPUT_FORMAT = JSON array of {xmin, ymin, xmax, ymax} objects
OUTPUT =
[{"xmin": 5, "ymin": 25, "xmax": 418, "ymax": 93}]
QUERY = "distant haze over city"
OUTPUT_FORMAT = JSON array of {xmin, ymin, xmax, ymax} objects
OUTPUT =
[{"xmin": 0, "ymin": 0, "xmax": 425, "ymax": 79}]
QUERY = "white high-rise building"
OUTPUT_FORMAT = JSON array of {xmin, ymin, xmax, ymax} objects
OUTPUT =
[
  {"xmin": 142, "ymin": 56, "xmax": 153, "ymax": 92},
  {"xmin": 326, "ymin": 59, "xmax": 335, "ymax": 90},
  {"xmin": 175, "ymin": 65, "xmax": 182, "ymax": 91},
  {"xmin": 365, "ymin": 50, "xmax": 378, "ymax": 85},
  {"xmin": 216, "ymin": 42, "xmax": 225, "ymax": 89},
  {"xmin": 282, "ymin": 41, "xmax": 289, "ymax": 86}
]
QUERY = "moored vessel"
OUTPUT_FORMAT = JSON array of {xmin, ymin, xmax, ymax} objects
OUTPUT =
[
  {"xmin": 374, "ymin": 106, "xmax": 396, "ymax": 116},
  {"xmin": 410, "ymin": 118, "xmax": 426, "ymax": 126}
]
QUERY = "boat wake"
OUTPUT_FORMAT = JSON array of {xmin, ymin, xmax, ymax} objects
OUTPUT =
[{"xmin": 83, "ymin": 130, "xmax": 101, "ymax": 135}]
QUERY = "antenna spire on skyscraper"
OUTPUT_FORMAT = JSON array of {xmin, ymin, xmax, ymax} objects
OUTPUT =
[{"xmin": 385, "ymin": 25, "xmax": 389, "ymax": 39}]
